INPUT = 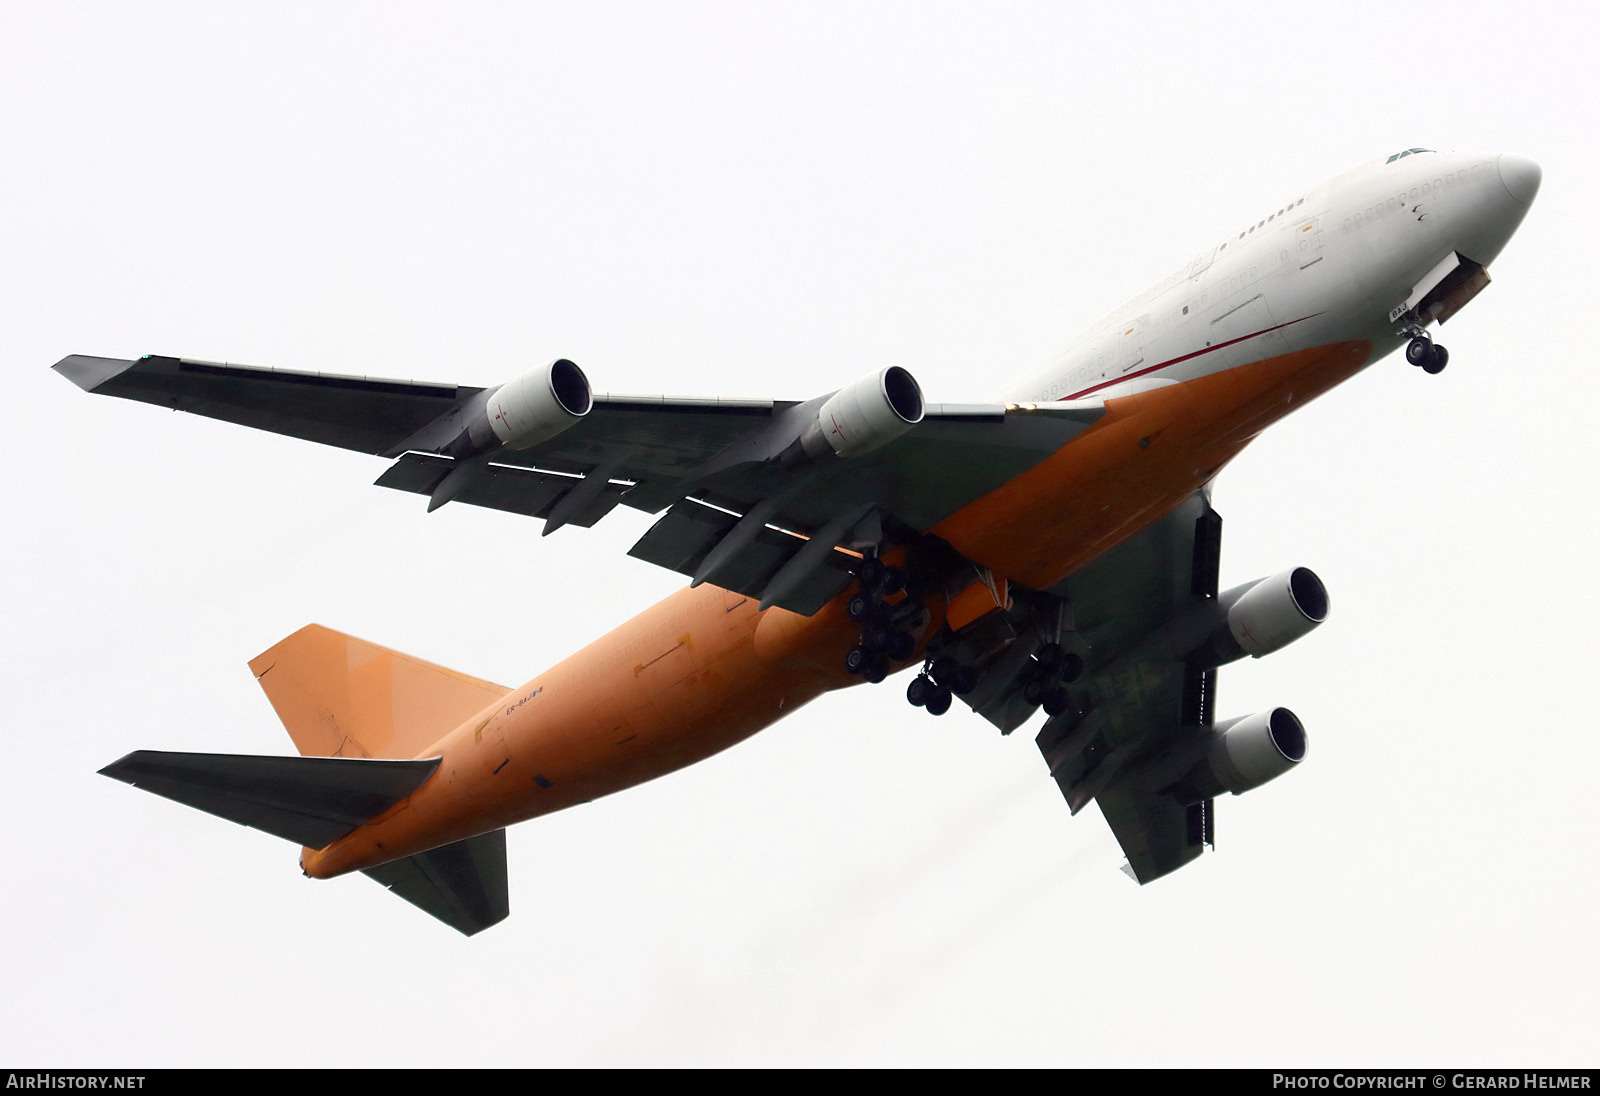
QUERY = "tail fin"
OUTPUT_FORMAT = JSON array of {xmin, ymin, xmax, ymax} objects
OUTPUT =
[{"xmin": 249, "ymin": 624, "xmax": 510, "ymax": 759}]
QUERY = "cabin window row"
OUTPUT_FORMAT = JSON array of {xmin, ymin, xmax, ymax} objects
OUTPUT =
[{"xmin": 1233, "ymin": 197, "xmax": 1308, "ymax": 243}]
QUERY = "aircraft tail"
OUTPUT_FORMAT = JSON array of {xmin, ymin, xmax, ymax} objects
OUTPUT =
[
  {"xmin": 99, "ymin": 750, "xmax": 510, "ymax": 935},
  {"xmin": 100, "ymin": 626, "xmax": 516, "ymax": 935},
  {"xmin": 248, "ymin": 624, "xmax": 511, "ymax": 759}
]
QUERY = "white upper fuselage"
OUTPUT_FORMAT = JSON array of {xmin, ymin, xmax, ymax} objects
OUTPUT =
[{"xmin": 1006, "ymin": 150, "xmax": 1541, "ymax": 404}]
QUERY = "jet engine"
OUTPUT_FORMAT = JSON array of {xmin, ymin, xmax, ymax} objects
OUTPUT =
[
  {"xmin": 803, "ymin": 366, "xmax": 925, "ymax": 458},
  {"xmin": 452, "ymin": 358, "xmax": 593, "ymax": 456},
  {"xmin": 1187, "ymin": 567, "xmax": 1328, "ymax": 667},
  {"xmin": 1170, "ymin": 708, "xmax": 1307, "ymax": 803},
  {"xmin": 485, "ymin": 358, "xmax": 593, "ymax": 449}
]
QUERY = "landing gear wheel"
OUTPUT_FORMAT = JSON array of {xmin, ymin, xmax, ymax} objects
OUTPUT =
[
  {"xmin": 865, "ymin": 624, "xmax": 898, "ymax": 653},
  {"xmin": 906, "ymin": 674, "xmax": 932, "ymax": 707},
  {"xmin": 864, "ymin": 657, "xmax": 889, "ymax": 685},
  {"xmin": 925, "ymin": 685, "xmax": 953, "ymax": 716},
  {"xmin": 1042, "ymin": 686, "xmax": 1071, "ymax": 718},
  {"xmin": 887, "ymin": 630, "xmax": 916, "ymax": 661},
  {"xmin": 1023, "ymin": 674, "xmax": 1050, "ymax": 706},
  {"xmin": 874, "ymin": 565, "xmax": 908, "ymax": 597},
  {"xmin": 858, "ymin": 556, "xmax": 884, "ymax": 590},
  {"xmin": 1406, "ymin": 336, "xmax": 1434, "ymax": 367},
  {"xmin": 1423, "ymin": 344, "xmax": 1449, "ymax": 375},
  {"xmin": 1059, "ymin": 652, "xmax": 1084, "ymax": 683},
  {"xmin": 844, "ymin": 645, "xmax": 872, "ymax": 676},
  {"xmin": 929, "ymin": 656, "xmax": 960, "ymax": 688},
  {"xmin": 1036, "ymin": 643, "xmax": 1067, "ymax": 674},
  {"xmin": 953, "ymin": 665, "xmax": 979, "ymax": 696},
  {"xmin": 846, "ymin": 592, "xmax": 877, "ymax": 622}
]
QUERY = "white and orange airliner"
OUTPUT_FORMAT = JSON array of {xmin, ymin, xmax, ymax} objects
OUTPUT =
[{"xmin": 58, "ymin": 148, "xmax": 1541, "ymax": 934}]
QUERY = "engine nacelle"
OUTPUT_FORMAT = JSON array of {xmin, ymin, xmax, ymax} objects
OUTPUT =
[
  {"xmin": 1171, "ymin": 708, "xmax": 1308, "ymax": 803},
  {"xmin": 1227, "ymin": 567, "xmax": 1328, "ymax": 657},
  {"xmin": 461, "ymin": 358, "xmax": 592, "ymax": 454},
  {"xmin": 1187, "ymin": 567, "xmax": 1328, "ymax": 667},
  {"xmin": 810, "ymin": 366, "xmax": 924, "ymax": 458}
]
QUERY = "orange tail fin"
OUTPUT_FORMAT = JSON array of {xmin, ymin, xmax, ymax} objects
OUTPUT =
[{"xmin": 249, "ymin": 625, "xmax": 510, "ymax": 759}]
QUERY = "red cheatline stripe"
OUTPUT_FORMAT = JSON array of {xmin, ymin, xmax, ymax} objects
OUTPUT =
[{"xmin": 1061, "ymin": 313, "xmax": 1324, "ymax": 401}]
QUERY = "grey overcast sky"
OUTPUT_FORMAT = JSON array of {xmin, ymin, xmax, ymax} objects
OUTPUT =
[{"xmin": 3, "ymin": 0, "xmax": 1596, "ymax": 1068}]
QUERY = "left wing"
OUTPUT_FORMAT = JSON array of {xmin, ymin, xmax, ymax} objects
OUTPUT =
[{"xmin": 54, "ymin": 353, "xmax": 1103, "ymax": 614}]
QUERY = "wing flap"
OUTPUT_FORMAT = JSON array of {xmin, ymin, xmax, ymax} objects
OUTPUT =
[
  {"xmin": 363, "ymin": 829, "xmax": 509, "ymax": 936},
  {"xmin": 625, "ymin": 496, "xmax": 739, "ymax": 573},
  {"xmin": 1096, "ymin": 787, "xmax": 1207, "ymax": 884},
  {"xmin": 627, "ymin": 496, "xmax": 858, "ymax": 614},
  {"xmin": 99, "ymin": 750, "xmax": 441, "ymax": 848},
  {"xmin": 375, "ymin": 452, "xmax": 630, "ymax": 525}
]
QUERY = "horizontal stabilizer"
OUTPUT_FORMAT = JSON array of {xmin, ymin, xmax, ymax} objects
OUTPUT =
[
  {"xmin": 363, "ymin": 829, "xmax": 510, "ymax": 936},
  {"xmin": 99, "ymin": 750, "xmax": 441, "ymax": 849}
]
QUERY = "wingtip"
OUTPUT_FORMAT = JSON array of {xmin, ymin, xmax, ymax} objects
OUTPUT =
[
  {"xmin": 459, "ymin": 910, "xmax": 511, "ymax": 937},
  {"xmin": 98, "ymin": 750, "xmax": 150, "ymax": 781},
  {"xmin": 52, "ymin": 354, "xmax": 137, "ymax": 392}
]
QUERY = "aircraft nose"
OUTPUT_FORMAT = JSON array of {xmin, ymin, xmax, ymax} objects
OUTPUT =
[{"xmin": 1497, "ymin": 153, "xmax": 1542, "ymax": 208}]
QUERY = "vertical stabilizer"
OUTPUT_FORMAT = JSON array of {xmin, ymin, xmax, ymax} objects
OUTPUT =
[{"xmin": 250, "ymin": 625, "xmax": 510, "ymax": 759}]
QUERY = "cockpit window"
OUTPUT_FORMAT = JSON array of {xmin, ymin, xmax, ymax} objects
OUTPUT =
[{"xmin": 1386, "ymin": 148, "xmax": 1437, "ymax": 164}]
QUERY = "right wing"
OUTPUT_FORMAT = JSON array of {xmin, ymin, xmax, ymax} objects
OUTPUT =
[
  {"xmin": 53, "ymin": 354, "xmax": 484, "ymax": 455},
  {"xmin": 55, "ymin": 353, "xmax": 1104, "ymax": 615}
]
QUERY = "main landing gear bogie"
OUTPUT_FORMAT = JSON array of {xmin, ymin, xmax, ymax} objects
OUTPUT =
[
  {"xmin": 839, "ymin": 550, "xmax": 983, "ymax": 722},
  {"xmin": 905, "ymin": 673, "xmax": 951, "ymax": 716},
  {"xmin": 906, "ymin": 655, "xmax": 977, "ymax": 717},
  {"xmin": 1020, "ymin": 642, "xmax": 1083, "ymax": 718},
  {"xmin": 844, "ymin": 643, "xmax": 888, "ymax": 682},
  {"xmin": 843, "ymin": 555, "xmax": 918, "ymax": 684},
  {"xmin": 856, "ymin": 556, "xmax": 908, "ymax": 599}
]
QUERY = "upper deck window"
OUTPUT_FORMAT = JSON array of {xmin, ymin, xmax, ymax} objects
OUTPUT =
[{"xmin": 1386, "ymin": 148, "xmax": 1437, "ymax": 164}]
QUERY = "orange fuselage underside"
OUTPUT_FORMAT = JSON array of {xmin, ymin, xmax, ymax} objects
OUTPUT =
[{"xmin": 301, "ymin": 339, "xmax": 1370, "ymax": 879}]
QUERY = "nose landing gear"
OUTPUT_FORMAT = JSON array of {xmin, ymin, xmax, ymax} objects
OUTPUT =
[{"xmin": 1404, "ymin": 330, "xmax": 1449, "ymax": 375}]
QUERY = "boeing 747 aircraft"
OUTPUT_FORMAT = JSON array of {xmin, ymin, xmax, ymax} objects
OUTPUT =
[{"xmin": 58, "ymin": 148, "xmax": 1541, "ymax": 934}]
